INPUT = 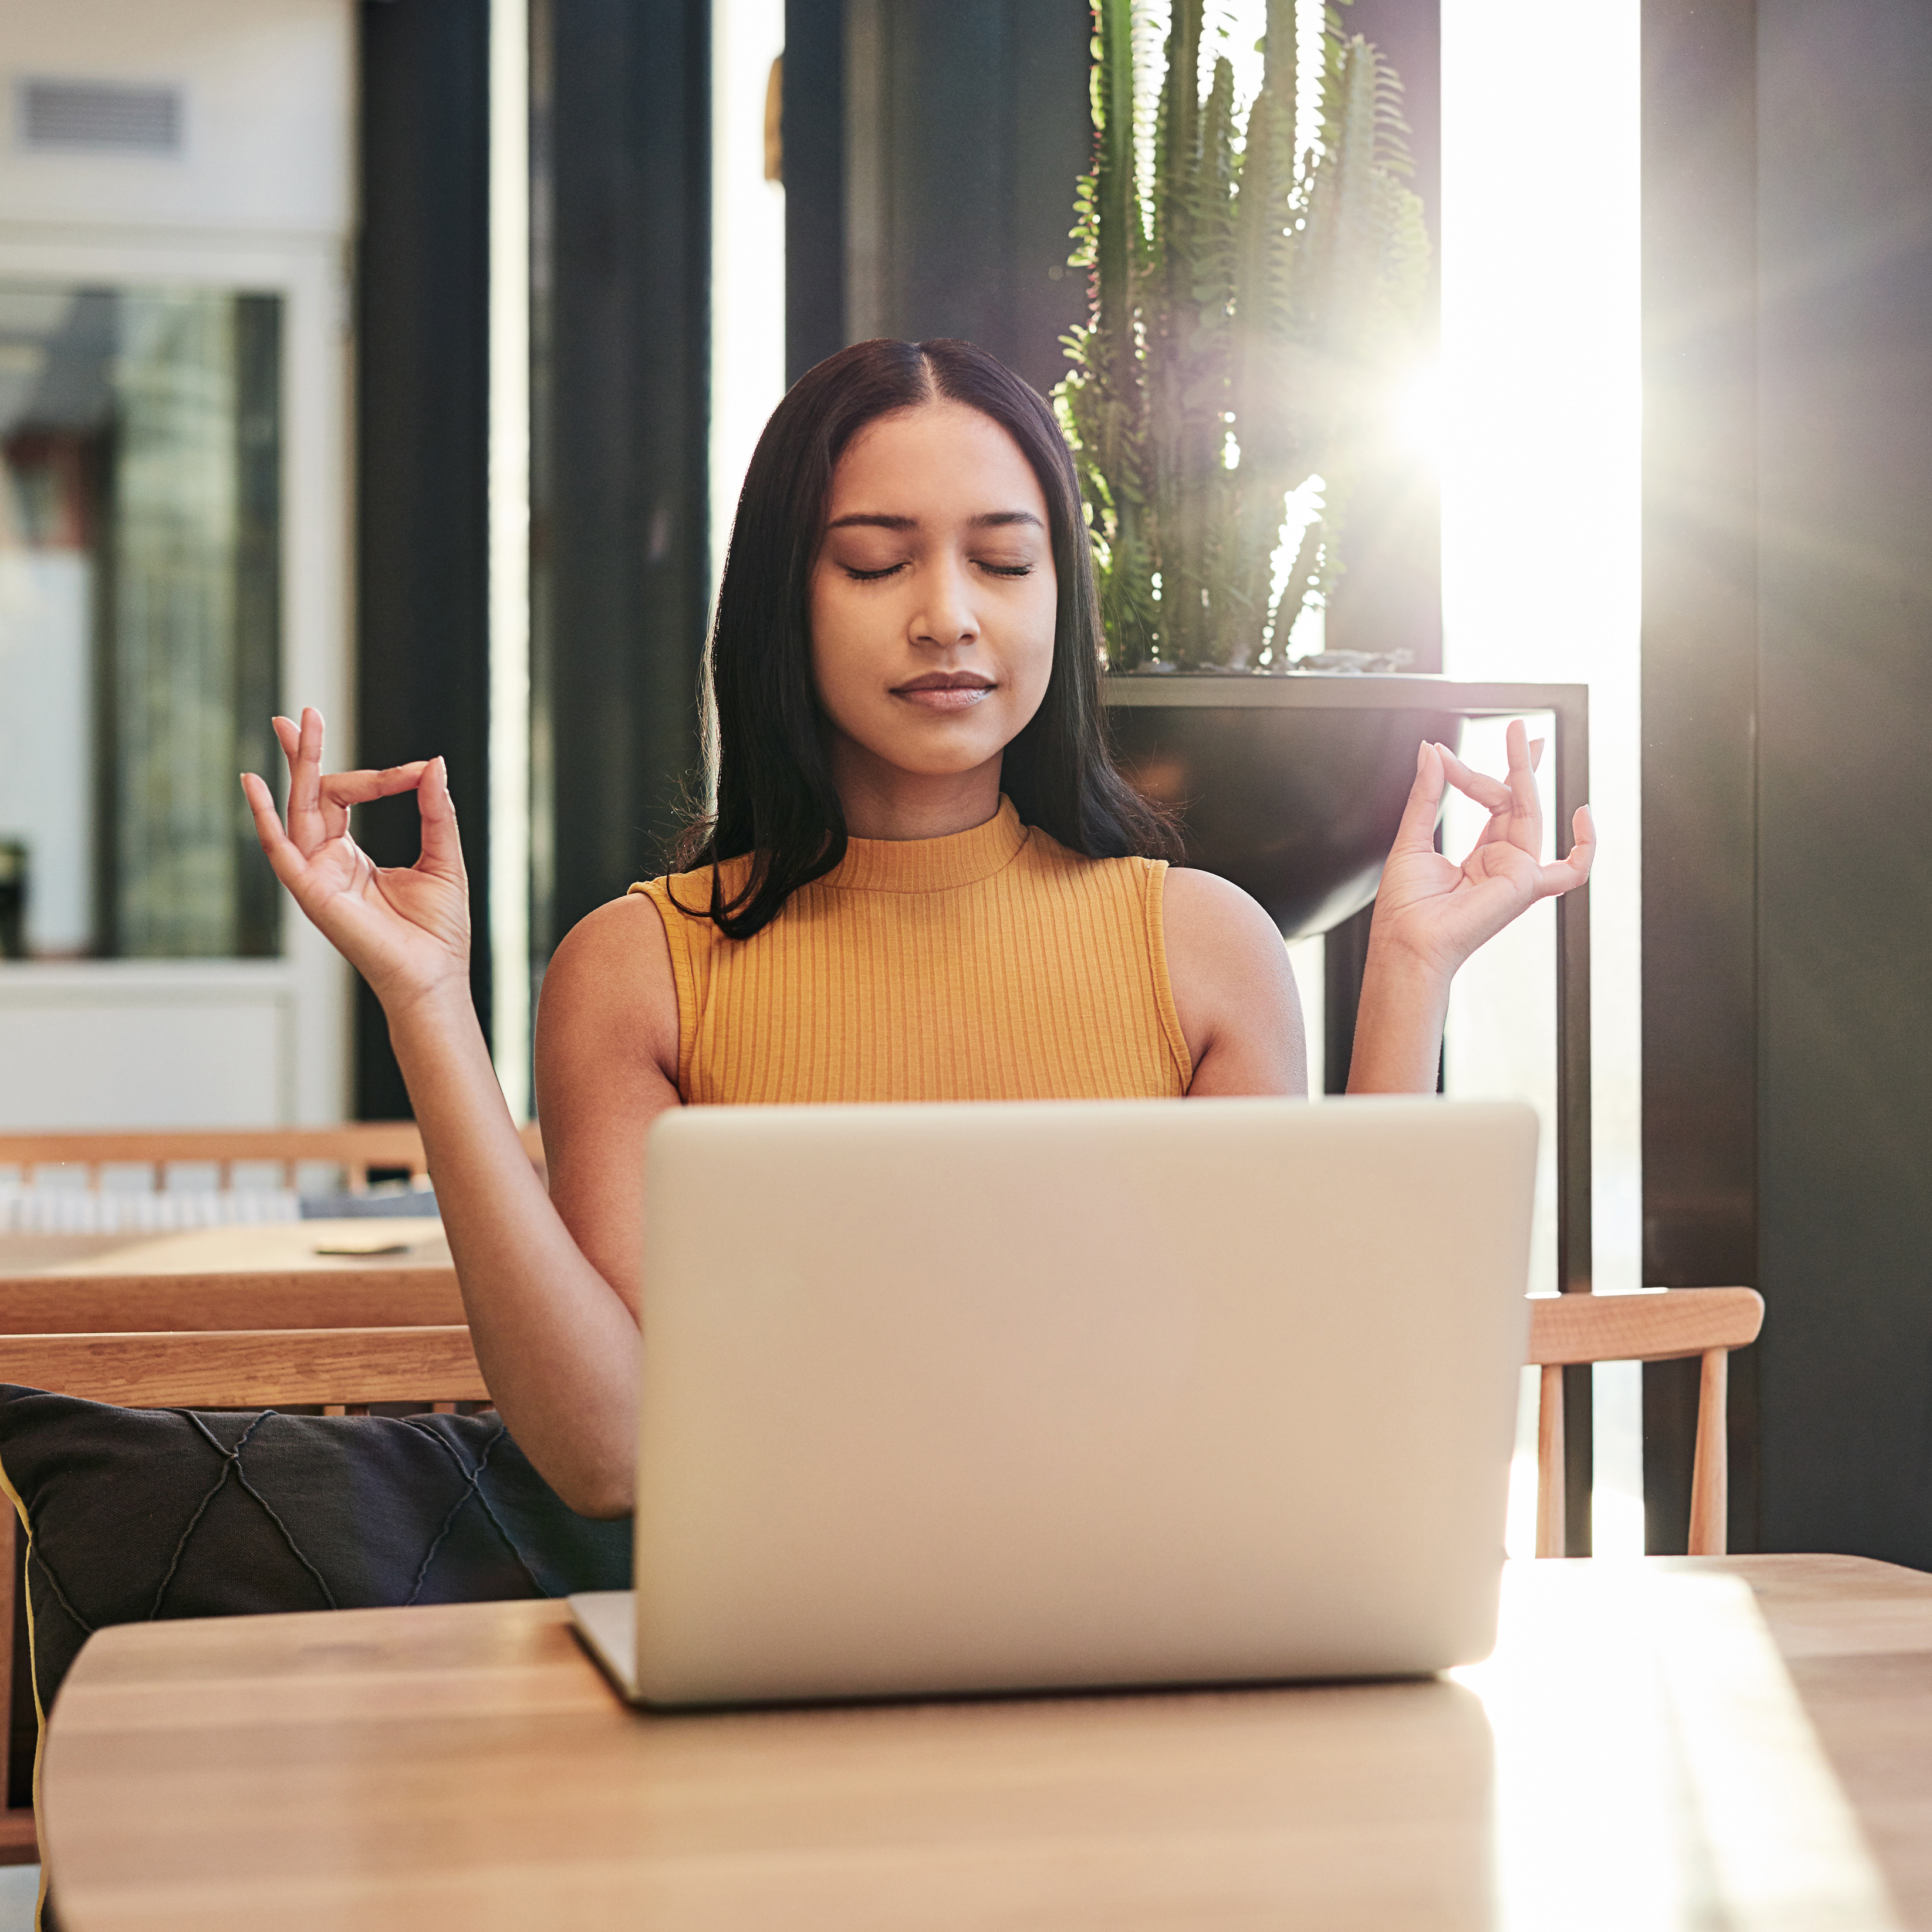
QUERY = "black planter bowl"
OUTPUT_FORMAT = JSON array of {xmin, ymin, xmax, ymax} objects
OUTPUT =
[{"xmin": 1103, "ymin": 674, "xmax": 1575, "ymax": 941}]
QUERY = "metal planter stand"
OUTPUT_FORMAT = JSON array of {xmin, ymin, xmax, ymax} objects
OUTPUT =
[{"xmin": 1106, "ymin": 673, "xmax": 1594, "ymax": 1552}]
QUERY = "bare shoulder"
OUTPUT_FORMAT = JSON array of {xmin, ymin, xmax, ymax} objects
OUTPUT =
[
  {"xmin": 1160, "ymin": 864, "xmax": 1285, "ymax": 955},
  {"xmin": 536, "ymin": 891, "xmax": 680, "ymax": 1089},
  {"xmin": 1159, "ymin": 866, "xmax": 1306, "ymax": 1097}
]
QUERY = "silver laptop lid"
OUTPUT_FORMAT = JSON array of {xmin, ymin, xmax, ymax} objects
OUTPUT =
[{"xmin": 627, "ymin": 1096, "xmax": 1535, "ymax": 1706}]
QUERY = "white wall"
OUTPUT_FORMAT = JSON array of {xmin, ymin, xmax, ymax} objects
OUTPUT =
[{"xmin": 0, "ymin": 0, "xmax": 349, "ymax": 238}]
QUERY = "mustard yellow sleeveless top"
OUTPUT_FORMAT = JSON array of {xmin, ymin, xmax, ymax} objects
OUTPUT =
[{"xmin": 630, "ymin": 798, "xmax": 1192, "ymax": 1104}]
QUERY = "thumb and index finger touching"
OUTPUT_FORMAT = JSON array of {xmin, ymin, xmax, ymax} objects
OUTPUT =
[
  {"xmin": 241, "ymin": 707, "xmax": 460, "ymax": 879},
  {"xmin": 1394, "ymin": 722, "xmax": 1595, "ymax": 893}
]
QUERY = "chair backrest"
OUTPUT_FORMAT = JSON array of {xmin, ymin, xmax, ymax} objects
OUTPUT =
[
  {"xmin": 0, "ymin": 1122, "xmax": 545, "ymax": 1195},
  {"xmin": 0, "ymin": 1269, "xmax": 465, "ymax": 1335},
  {"xmin": 0, "ymin": 1323, "xmax": 488, "ymax": 1856},
  {"xmin": 0, "ymin": 1124, "xmax": 428, "ymax": 1195},
  {"xmin": 1525, "ymin": 1286, "xmax": 1764, "ymax": 1559}
]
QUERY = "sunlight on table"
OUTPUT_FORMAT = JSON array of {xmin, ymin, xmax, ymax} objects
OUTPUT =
[{"xmin": 1456, "ymin": 1566, "xmax": 1899, "ymax": 1931}]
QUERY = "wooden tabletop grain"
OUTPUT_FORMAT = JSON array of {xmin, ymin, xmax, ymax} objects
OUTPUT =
[
  {"xmin": 0, "ymin": 1221, "xmax": 461, "ymax": 1333},
  {"xmin": 0, "ymin": 1218, "xmax": 450, "ymax": 1278},
  {"xmin": 37, "ymin": 1553, "xmax": 1932, "ymax": 1931}
]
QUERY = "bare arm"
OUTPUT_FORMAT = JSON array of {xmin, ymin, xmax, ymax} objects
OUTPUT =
[
  {"xmin": 1161, "ymin": 866, "xmax": 1309, "ymax": 1096},
  {"xmin": 243, "ymin": 710, "xmax": 672, "ymax": 1516},
  {"xmin": 403, "ymin": 896, "xmax": 681, "ymax": 1516},
  {"xmin": 1346, "ymin": 723, "xmax": 1595, "ymax": 1094}
]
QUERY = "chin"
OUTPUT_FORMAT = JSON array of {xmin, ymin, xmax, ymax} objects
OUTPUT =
[
  {"xmin": 864, "ymin": 719, "xmax": 1011, "ymax": 771},
  {"xmin": 883, "ymin": 747, "xmax": 1005, "ymax": 779}
]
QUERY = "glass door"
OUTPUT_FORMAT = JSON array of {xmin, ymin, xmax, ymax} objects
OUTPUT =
[{"xmin": 0, "ymin": 281, "xmax": 282, "ymax": 962}]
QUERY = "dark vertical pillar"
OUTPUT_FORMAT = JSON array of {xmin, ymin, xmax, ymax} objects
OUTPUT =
[
  {"xmin": 355, "ymin": 0, "xmax": 492, "ymax": 1120},
  {"xmin": 788, "ymin": 0, "xmax": 1087, "ymax": 396},
  {"xmin": 1001, "ymin": 1, "xmax": 1095, "ymax": 395},
  {"xmin": 233, "ymin": 293, "xmax": 284, "ymax": 961},
  {"xmin": 1640, "ymin": 0, "xmax": 1761, "ymax": 1552},
  {"xmin": 531, "ymin": 0, "xmax": 710, "ymax": 953},
  {"xmin": 784, "ymin": 0, "xmax": 845, "ymax": 380},
  {"xmin": 1753, "ymin": 0, "xmax": 1932, "ymax": 1566}
]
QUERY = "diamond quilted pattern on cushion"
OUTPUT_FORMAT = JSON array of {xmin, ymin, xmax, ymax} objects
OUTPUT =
[{"xmin": 0, "ymin": 1389, "xmax": 633, "ymax": 1725}]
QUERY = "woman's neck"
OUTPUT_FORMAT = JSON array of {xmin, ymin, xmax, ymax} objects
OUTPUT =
[{"xmin": 829, "ymin": 741, "xmax": 1005, "ymax": 842}]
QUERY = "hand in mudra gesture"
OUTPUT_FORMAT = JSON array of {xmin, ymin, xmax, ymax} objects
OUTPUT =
[
  {"xmin": 1372, "ymin": 718, "xmax": 1595, "ymax": 979},
  {"xmin": 240, "ymin": 708, "xmax": 470, "ymax": 1014}
]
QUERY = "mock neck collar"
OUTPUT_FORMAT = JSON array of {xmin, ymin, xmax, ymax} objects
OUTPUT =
[{"xmin": 822, "ymin": 796, "xmax": 1028, "ymax": 892}]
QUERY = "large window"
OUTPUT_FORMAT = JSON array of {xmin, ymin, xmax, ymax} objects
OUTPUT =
[{"xmin": 0, "ymin": 282, "xmax": 281, "ymax": 961}]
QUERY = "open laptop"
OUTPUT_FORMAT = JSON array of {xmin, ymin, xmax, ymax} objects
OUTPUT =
[{"xmin": 572, "ymin": 1095, "xmax": 1536, "ymax": 1707}]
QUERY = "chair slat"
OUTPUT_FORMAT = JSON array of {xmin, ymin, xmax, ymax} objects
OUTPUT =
[
  {"xmin": 0, "ymin": 1270, "xmax": 465, "ymax": 1335},
  {"xmin": 0, "ymin": 1327, "xmax": 488, "ymax": 1409},
  {"xmin": 1526, "ymin": 1286, "xmax": 1762, "ymax": 1368},
  {"xmin": 1688, "ymin": 1349, "xmax": 1731, "ymax": 1556},
  {"xmin": 0, "ymin": 1126, "xmax": 430, "ymax": 1175},
  {"xmin": 1535, "ymin": 1363, "xmax": 1566, "ymax": 1559},
  {"xmin": 0, "ymin": 1122, "xmax": 543, "ymax": 1194}
]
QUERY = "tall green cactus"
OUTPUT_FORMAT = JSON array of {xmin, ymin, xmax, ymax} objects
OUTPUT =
[{"xmin": 1058, "ymin": 0, "xmax": 1428, "ymax": 670}]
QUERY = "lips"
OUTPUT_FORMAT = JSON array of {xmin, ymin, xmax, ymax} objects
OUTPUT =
[{"xmin": 892, "ymin": 671, "xmax": 996, "ymax": 712}]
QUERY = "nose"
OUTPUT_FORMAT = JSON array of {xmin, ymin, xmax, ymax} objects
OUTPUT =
[{"xmin": 910, "ymin": 553, "xmax": 977, "ymax": 651}]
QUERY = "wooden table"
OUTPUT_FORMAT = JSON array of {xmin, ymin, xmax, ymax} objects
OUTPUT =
[
  {"xmin": 0, "ymin": 1220, "xmax": 459, "ymax": 1333},
  {"xmin": 38, "ymin": 1554, "xmax": 1930, "ymax": 1931},
  {"xmin": 0, "ymin": 1218, "xmax": 449, "ymax": 1278}
]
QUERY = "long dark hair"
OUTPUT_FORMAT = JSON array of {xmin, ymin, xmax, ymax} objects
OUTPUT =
[{"xmin": 670, "ymin": 337, "xmax": 1173, "ymax": 938}]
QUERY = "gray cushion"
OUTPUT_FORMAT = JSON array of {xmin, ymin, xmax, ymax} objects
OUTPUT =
[{"xmin": 0, "ymin": 1388, "xmax": 631, "ymax": 1724}]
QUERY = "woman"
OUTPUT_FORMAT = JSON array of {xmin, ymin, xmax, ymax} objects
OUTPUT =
[{"xmin": 244, "ymin": 339, "xmax": 1592, "ymax": 1517}]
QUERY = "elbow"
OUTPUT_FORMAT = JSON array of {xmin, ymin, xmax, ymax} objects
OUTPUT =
[
  {"xmin": 567, "ymin": 1482, "xmax": 636, "ymax": 1523},
  {"xmin": 550, "ymin": 1457, "xmax": 635, "ymax": 1522}
]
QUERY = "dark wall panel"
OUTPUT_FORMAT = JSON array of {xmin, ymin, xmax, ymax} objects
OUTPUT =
[
  {"xmin": 1754, "ymin": 0, "xmax": 1932, "ymax": 1564},
  {"xmin": 532, "ymin": 0, "xmax": 711, "ymax": 951},
  {"xmin": 784, "ymin": 0, "xmax": 846, "ymax": 381},
  {"xmin": 1640, "ymin": 0, "xmax": 1762, "ymax": 1552},
  {"xmin": 356, "ymin": 0, "xmax": 492, "ymax": 1119},
  {"xmin": 859, "ymin": 1, "xmax": 1090, "ymax": 396},
  {"xmin": 787, "ymin": 0, "xmax": 1088, "ymax": 397}
]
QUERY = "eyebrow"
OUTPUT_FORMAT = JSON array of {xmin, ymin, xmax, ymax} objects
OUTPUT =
[{"xmin": 825, "ymin": 510, "xmax": 1045, "ymax": 532}]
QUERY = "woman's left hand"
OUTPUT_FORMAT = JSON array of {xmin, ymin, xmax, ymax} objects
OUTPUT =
[{"xmin": 1370, "ymin": 720, "xmax": 1595, "ymax": 983}]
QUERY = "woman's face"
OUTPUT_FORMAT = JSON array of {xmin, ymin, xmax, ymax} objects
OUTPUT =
[{"xmin": 809, "ymin": 399, "xmax": 1057, "ymax": 797}]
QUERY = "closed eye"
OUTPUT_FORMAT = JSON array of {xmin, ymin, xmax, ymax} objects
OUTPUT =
[{"xmin": 843, "ymin": 562, "xmax": 908, "ymax": 582}]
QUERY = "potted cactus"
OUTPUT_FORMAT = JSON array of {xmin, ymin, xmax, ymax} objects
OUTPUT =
[{"xmin": 1064, "ymin": 0, "xmax": 1469, "ymax": 937}]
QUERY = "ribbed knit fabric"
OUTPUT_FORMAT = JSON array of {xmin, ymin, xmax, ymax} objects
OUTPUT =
[{"xmin": 630, "ymin": 798, "xmax": 1192, "ymax": 1104}]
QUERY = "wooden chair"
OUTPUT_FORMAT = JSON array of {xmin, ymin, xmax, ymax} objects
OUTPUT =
[
  {"xmin": 0, "ymin": 1122, "xmax": 545, "ymax": 1194},
  {"xmin": 0, "ymin": 1325, "xmax": 488, "ymax": 1861},
  {"xmin": 1528, "ymin": 1286, "xmax": 1764, "ymax": 1559}
]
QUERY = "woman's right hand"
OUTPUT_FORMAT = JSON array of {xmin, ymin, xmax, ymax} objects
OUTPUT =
[{"xmin": 241, "ymin": 707, "xmax": 471, "ymax": 1016}]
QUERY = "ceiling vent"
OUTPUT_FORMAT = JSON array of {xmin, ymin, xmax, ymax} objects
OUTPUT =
[{"xmin": 18, "ymin": 79, "xmax": 183, "ymax": 154}]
